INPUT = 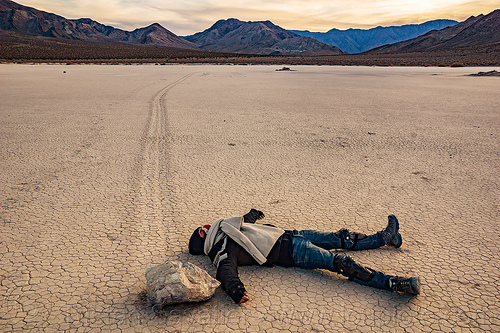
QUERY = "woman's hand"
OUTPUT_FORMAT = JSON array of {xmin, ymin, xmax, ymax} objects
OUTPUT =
[{"xmin": 238, "ymin": 292, "xmax": 249, "ymax": 304}]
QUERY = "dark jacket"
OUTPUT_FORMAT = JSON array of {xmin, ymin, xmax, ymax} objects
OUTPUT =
[{"xmin": 208, "ymin": 229, "xmax": 295, "ymax": 303}]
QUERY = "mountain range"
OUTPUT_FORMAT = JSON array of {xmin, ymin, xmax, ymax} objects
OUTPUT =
[
  {"xmin": 1, "ymin": 0, "xmax": 499, "ymax": 58},
  {"xmin": 291, "ymin": 20, "xmax": 458, "ymax": 54},
  {"xmin": 0, "ymin": 0, "xmax": 339, "ymax": 55}
]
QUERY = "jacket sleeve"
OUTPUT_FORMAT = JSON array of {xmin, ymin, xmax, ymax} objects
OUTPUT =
[{"xmin": 215, "ymin": 238, "xmax": 247, "ymax": 303}]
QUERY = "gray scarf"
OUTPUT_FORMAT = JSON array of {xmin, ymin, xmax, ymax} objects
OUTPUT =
[{"xmin": 204, "ymin": 216, "xmax": 285, "ymax": 265}]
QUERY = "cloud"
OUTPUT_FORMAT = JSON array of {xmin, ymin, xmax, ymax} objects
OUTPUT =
[{"xmin": 19, "ymin": 0, "xmax": 500, "ymax": 35}]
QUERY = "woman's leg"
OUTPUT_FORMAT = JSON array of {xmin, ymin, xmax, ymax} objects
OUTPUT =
[
  {"xmin": 294, "ymin": 215, "xmax": 402, "ymax": 251},
  {"xmin": 294, "ymin": 229, "xmax": 385, "ymax": 251},
  {"xmin": 290, "ymin": 235, "xmax": 419, "ymax": 294}
]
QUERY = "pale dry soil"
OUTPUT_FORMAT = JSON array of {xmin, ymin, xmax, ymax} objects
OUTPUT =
[{"xmin": 0, "ymin": 64, "xmax": 499, "ymax": 332}]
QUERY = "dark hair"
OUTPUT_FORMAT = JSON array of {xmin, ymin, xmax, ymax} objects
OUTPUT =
[{"xmin": 188, "ymin": 227, "xmax": 205, "ymax": 255}]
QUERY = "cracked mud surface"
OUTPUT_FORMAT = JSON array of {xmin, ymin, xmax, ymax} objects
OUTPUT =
[{"xmin": 1, "ymin": 65, "xmax": 499, "ymax": 332}]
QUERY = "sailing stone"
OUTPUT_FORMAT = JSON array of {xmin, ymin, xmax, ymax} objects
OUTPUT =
[{"xmin": 145, "ymin": 261, "xmax": 220, "ymax": 306}]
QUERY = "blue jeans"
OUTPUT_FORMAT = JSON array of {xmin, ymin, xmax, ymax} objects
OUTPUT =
[
  {"xmin": 291, "ymin": 230, "xmax": 391, "ymax": 291},
  {"xmin": 294, "ymin": 229, "xmax": 386, "ymax": 251}
]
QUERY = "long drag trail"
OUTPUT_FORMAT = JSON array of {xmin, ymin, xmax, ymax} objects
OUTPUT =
[{"xmin": 132, "ymin": 73, "xmax": 194, "ymax": 271}]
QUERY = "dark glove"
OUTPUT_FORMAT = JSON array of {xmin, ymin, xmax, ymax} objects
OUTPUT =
[
  {"xmin": 228, "ymin": 284, "xmax": 247, "ymax": 304},
  {"xmin": 243, "ymin": 209, "xmax": 265, "ymax": 224}
]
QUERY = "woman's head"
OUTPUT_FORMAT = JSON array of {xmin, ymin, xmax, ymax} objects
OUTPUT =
[{"xmin": 188, "ymin": 227, "xmax": 206, "ymax": 255}]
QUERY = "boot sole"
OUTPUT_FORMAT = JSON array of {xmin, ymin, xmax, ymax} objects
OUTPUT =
[
  {"xmin": 409, "ymin": 277, "xmax": 421, "ymax": 295},
  {"xmin": 390, "ymin": 232, "xmax": 403, "ymax": 248}
]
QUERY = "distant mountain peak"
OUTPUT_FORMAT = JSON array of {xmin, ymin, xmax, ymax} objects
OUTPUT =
[
  {"xmin": 136, "ymin": 23, "xmax": 170, "ymax": 33},
  {"xmin": 146, "ymin": 22, "xmax": 163, "ymax": 28}
]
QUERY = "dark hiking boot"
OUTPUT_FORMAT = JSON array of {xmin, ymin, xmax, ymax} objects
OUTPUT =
[
  {"xmin": 388, "ymin": 276, "xmax": 420, "ymax": 295},
  {"xmin": 381, "ymin": 215, "xmax": 402, "ymax": 248}
]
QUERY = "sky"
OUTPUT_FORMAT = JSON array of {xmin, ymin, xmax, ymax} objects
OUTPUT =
[{"xmin": 19, "ymin": 0, "xmax": 500, "ymax": 35}]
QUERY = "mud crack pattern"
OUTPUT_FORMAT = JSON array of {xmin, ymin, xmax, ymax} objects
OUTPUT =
[{"xmin": 1, "ymin": 65, "xmax": 499, "ymax": 332}]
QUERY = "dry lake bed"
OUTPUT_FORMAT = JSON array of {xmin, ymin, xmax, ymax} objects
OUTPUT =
[{"xmin": 1, "ymin": 64, "xmax": 499, "ymax": 332}]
